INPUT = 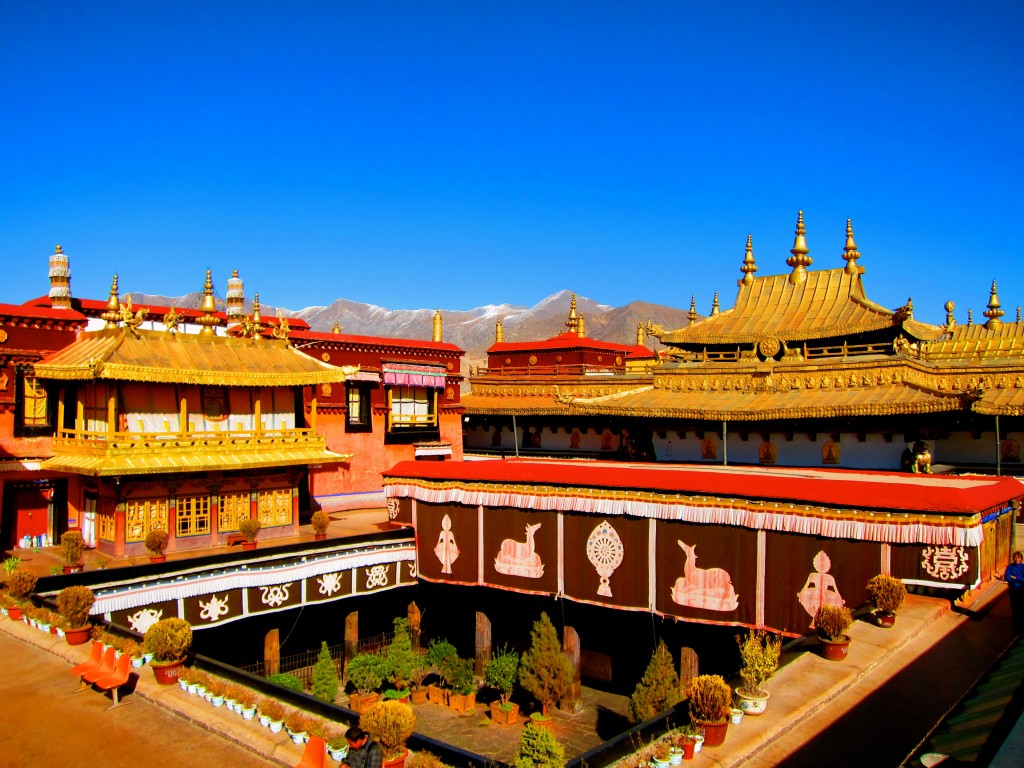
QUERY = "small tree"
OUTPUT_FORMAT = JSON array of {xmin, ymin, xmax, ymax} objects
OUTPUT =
[
  {"xmin": 426, "ymin": 639, "xmax": 460, "ymax": 688},
  {"xmin": 347, "ymin": 653, "xmax": 388, "ymax": 695},
  {"xmin": 60, "ymin": 530, "xmax": 85, "ymax": 566},
  {"xmin": 485, "ymin": 645, "xmax": 520, "ymax": 707},
  {"xmin": 513, "ymin": 723, "xmax": 565, "ymax": 768},
  {"xmin": 311, "ymin": 641, "xmax": 339, "ymax": 702},
  {"xmin": 239, "ymin": 518, "xmax": 262, "ymax": 543},
  {"xmin": 736, "ymin": 629, "xmax": 781, "ymax": 697},
  {"xmin": 519, "ymin": 612, "xmax": 574, "ymax": 715},
  {"xmin": 628, "ymin": 639, "xmax": 681, "ymax": 723},
  {"xmin": 387, "ymin": 617, "xmax": 417, "ymax": 691}
]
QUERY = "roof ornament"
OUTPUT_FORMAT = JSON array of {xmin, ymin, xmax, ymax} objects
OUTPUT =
[
  {"xmin": 786, "ymin": 210, "xmax": 812, "ymax": 285},
  {"xmin": 48, "ymin": 243, "xmax": 72, "ymax": 309},
  {"xmin": 578, "ymin": 313, "xmax": 587, "ymax": 338},
  {"xmin": 241, "ymin": 292, "xmax": 265, "ymax": 341},
  {"xmin": 983, "ymin": 280, "xmax": 1005, "ymax": 329},
  {"xmin": 636, "ymin": 322, "xmax": 645, "ymax": 347},
  {"xmin": 495, "ymin": 319, "xmax": 504, "ymax": 343},
  {"xmin": 739, "ymin": 234, "xmax": 757, "ymax": 286},
  {"xmin": 565, "ymin": 293, "xmax": 580, "ymax": 334},
  {"xmin": 331, "ymin": 321, "xmax": 342, "ymax": 334},
  {"xmin": 1017, "ymin": 306, "xmax": 1021, "ymax": 323},
  {"xmin": 225, "ymin": 269, "xmax": 245, "ymax": 321},
  {"xmin": 195, "ymin": 269, "xmax": 222, "ymax": 336},
  {"xmin": 967, "ymin": 309, "xmax": 973, "ymax": 326},
  {"xmin": 271, "ymin": 308, "xmax": 291, "ymax": 341},
  {"xmin": 711, "ymin": 291, "xmax": 720, "ymax": 317},
  {"xmin": 942, "ymin": 301, "xmax": 956, "ymax": 336},
  {"xmin": 119, "ymin": 296, "xmax": 147, "ymax": 338},
  {"xmin": 842, "ymin": 219, "xmax": 863, "ymax": 275},
  {"xmin": 101, "ymin": 275, "xmax": 121, "ymax": 328},
  {"xmin": 687, "ymin": 295, "xmax": 697, "ymax": 324},
  {"xmin": 894, "ymin": 297, "xmax": 914, "ymax": 322},
  {"xmin": 432, "ymin": 309, "xmax": 443, "ymax": 343},
  {"xmin": 164, "ymin": 307, "xmax": 183, "ymax": 335}
]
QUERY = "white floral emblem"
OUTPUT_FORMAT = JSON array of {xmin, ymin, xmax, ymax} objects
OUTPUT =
[
  {"xmin": 317, "ymin": 572, "xmax": 343, "ymax": 596},
  {"xmin": 128, "ymin": 607, "xmax": 163, "ymax": 634},
  {"xmin": 199, "ymin": 594, "xmax": 230, "ymax": 623},
  {"xmin": 260, "ymin": 584, "xmax": 292, "ymax": 607},
  {"xmin": 921, "ymin": 546, "xmax": 969, "ymax": 580},
  {"xmin": 365, "ymin": 565, "xmax": 389, "ymax": 589}
]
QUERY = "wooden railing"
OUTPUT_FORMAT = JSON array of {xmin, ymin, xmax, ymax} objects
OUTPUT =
[
  {"xmin": 51, "ymin": 426, "xmax": 325, "ymax": 455},
  {"xmin": 476, "ymin": 364, "xmax": 625, "ymax": 377}
]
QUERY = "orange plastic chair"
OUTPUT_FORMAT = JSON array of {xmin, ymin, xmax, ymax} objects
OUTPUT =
[
  {"xmin": 70, "ymin": 641, "xmax": 103, "ymax": 677},
  {"xmin": 78, "ymin": 647, "xmax": 117, "ymax": 690},
  {"xmin": 294, "ymin": 735, "xmax": 326, "ymax": 768},
  {"xmin": 94, "ymin": 652, "xmax": 133, "ymax": 709}
]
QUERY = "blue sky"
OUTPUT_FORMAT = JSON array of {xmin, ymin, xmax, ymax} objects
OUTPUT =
[{"xmin": 2, "ymin": 2, "xmax": 1022, "ymax": 325}]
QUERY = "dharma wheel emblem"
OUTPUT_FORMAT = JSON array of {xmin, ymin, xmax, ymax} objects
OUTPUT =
[
  {"xmin": 758, "ymin": 337, "xmax": 781, "ymax": 359},
  {"xmin": 586, "ymin": 520, "xmax": 623, "ymax": 597}
]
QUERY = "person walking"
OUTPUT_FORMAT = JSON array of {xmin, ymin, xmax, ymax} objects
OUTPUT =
[{"xmin": 997, "ymin": 550, "xmax": 1024, "ymax": 633}]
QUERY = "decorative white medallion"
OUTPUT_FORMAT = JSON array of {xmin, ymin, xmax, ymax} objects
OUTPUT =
[
  {"xmin": 199, "ymin": 594, "xmax": 230, "ymax": 623},
  {"xmin": 797, "ymin": 551, "xmax": 845, "ymax": 627},
  {"xmin": 128, "ymin": 607, "xmax": 163, "ymax": 634},
  {"xmin": 586, "ymin": 520, "xmax": 623, "ymax": 597},
  {"xmin": 494, "ymin": 522, "xmax": 545, "ymax": 578},
  {"xmin": 434, "ymin": 514, "xmax": 460, "ymax": 574},
  {"xmin": 317, "ymin": 572, "xmax": 343, "ymax": 596},
  {"xmin": 671, "ymin": 540, "xmax": 739, "ymax": 611},
  {"xmin": 260, "ymin": 584, "xmax": 292, "ymax": 607},
  {"xmin": 921, "ymin": 546, "xmax": 969, "ymax": 580}
]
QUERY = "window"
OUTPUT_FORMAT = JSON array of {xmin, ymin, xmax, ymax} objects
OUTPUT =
[
  {"xmin": 218, "ymin": 491, "xmax": 250, "ymax": 532},
  {"xmin": 176, "ymin": 494, "xmax": 211, "ymax": 537},
  {"xmin": 15, "ymin": 370, "xmax": 52, "ymax": 436},
  {"xmin": 258, "ymin": 488, "xmax": 292, "ymax": 527},
  {"xmin": 346, "ymin": 383, "xmax": 372, "ymax": 432},
  {"xmin": 388, "ymin": 386, "xmax": 436, "ymax": 429},
  {"xmin": 125, "ymin": 497, "xmax": 169, "ymax": 543}
]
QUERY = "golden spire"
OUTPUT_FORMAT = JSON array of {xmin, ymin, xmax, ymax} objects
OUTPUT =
[
  {"xmin": 786, "ymin": 210, "xmax": 812, "ymax": 285},
  {"xmin": 943, "ymin": 300, "xmax": 956, "ymax": 334},
  {"xmin": 578, "ymin": 313, "xmax": 586, "ymax": 337},
  {"xmin": 432, "ymin": 309, "xmax": 443, "ymax": 343},
  {"xmin": 967, "ymin": 309, "xmax": 973, "ymax": 326},
  {"xmin": 565, "ymin": 293, "xmax": 580, "ymax": 333},
  {"xmin": 842, "ymin": 218, "xmax": 862, "ymax": 274},
  {"xmin": 687, "ymin": 295, "xmax": 697, "ymax": 324},
  {"xmin": 495, "ymin": 319, "xmax": 504, "ymax": 343},
  {"xmin": 739, "ymin": 234, "xmax": 757, "ymax": 286},
  {"xmin": 1018, "ymin": 306, "xmax": 1021, "ymax": 323},
  {"xmin": 195, "ymin": 269, "xmax": 222, "ymax": 336},
  {"xmin": 101, "ymin": 275, "xmax": 121, "ymax": 327},
  {"xmin": 710, "ymin": 291, "xmax": 720, "ymax": 316},
  {"xmin": 245, "ymin": 292, "xmax": 265, "ymax": 341},
  {"xmin": 331, "ymin": 321, "xmax": 341, "ymax": 334},
  {"xmin": 984, "ymin": 280, "xmax": 1005, "ymax": 329},
  {"xmin": 636, "ymin": 322, "xmax": 645, "ymax": 347}
]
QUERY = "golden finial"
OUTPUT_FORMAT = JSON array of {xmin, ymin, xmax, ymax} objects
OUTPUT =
[
  {"xmin": 1018, "ymin": 306, "xmax": 1021, "ymax": 323},
  {"xmin": 842, "ymin": 218, "xmax": 862, "ymax": 274},
  {"xmin": 578, "ymin": 313, "xmax": 586, "ymax": 338},
  {"xmin": 331, "ymin": 321, "xmax": 341, "ymax": 334},
  {"xmin": 252, "ymin": 292, "xmax": 262, "ymax": 325},
  {"xmin": 495, "ymin": 319, "xmax": 504, "ymax": 343},
  {"xmin": 243, "ymin": 292, "xmax": 265, "ymax": 341},
  {"xmin": 55, "ymin": 244, "xmax": 63, "ymax": 254},
  {"xmin": 786, "ymin": 210, "xmax": 812, "ymax": 285},
  {"xmin": 636, "ymin": 322, "xmax": 645, "ymax": 347},
  {"xmin": 565, "ymin": 293, "xmax": 580, "ymax": 333},
  {"xmin": 711, "ymin": 291, "xmax": 720, "ymax": 316},
  {"xmin": 101, "ymin": 275, "xmax": 121, "ymax": 327},
  {"xmin": 984, "ymin": 280, "xmax": 1005, "ymax": 329},
  {"xmin": 943, "ymin": 300, "xmax": 956, "ymax": 334},
  {"xmin": 967, "ymin": 309, "xmax": 973, "ymax": 326},
  {"xmin": 196, "ymin": 269, "xmax": 222, "ymax": 336},
  {"xmin": 432, "ymin": 309, "xmax": 443, "ymax": 343},
  {"xmin": 739, "ymin": 234, "xmax": 757, "ymax": 286},
  {"xmin": 688, "ymin": 295, "xmax": 697, "ymax": 323}
]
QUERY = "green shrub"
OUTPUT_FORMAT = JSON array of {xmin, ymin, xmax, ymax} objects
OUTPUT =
[
  {"xmin": 2, "ymin": 556, "xmax": 22, "ymax": 575},
  {"xmin": 686, "ymin": 674, "xmax": 731, "ymax": 724},
  {"xmin": 360, "ymin": 700, "xmax": 416, "ymax": 760},
  {"xmin": 485, "ymin": 645, "xmax": 520, "ymax": 706},
  {"xmin": 347, "ymin": 653, "xmax": 388, "ymax": 695},
  {"xmin": 513, "ymin": 723, "xmax": 565, "ymax": 768},
  {"xmin": 268, "ymin": 672, "xmax": 305, "ymax": 691},
  {"xmin": 519, "ymin": 612, "xmax": 574, "ymax": 713},
  {"xmin": 56, "ymin": 585, "xmax": 95, "ymax": 629},
  {"xmin": 736, "ymin": 629, "xmax": 781, "ymax": 697},
  {"xmin": 628, "ymin": 639, "xmax": 681, "ymax": 723},
  {"xmin": 387, "ymin": 617, "xmax": 416, "ymax": 691},
  {"xmin": 449, "ymin": 656, "xmax": 476, "ymax": 696},
  {"xmin": 311, "ymin": 641, "xmax": 339, "ymax": 702},
  {"xmin": 143, "ymin": 617, "xmax": 193, "ymax": 663},
  {"xmin": 426, "ymin": 639, "xmax": 460, "ymax": 688}
]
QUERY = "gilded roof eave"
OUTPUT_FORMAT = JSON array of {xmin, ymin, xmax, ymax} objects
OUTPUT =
[
  {"xmin": 39, "ymin": 447, "xmax": 353, "ymax": 476},
  {"xmin": 34, "ymin": 328, "xmax": 357, "ymax": 387}
]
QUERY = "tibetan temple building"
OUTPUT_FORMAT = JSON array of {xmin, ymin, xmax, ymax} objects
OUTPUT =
[
  {"xmin": 462, "ymin": 212, "xmax": 1024, "ymax": 475},
  {"xmin": 0, "ymin": 247, "xmax": 463, "ymax": 556}
]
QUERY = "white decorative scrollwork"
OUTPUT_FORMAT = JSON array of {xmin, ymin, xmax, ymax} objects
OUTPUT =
[
  {"xmin": 922, "ymin": 546, "xmax": 969, "ymax": 580},
  {"xmin": 365, "ymin": 564, "xmax": 390, "ymax": 589},
  {"xmin": 260, "ymin": 584, "xmax": 292, "ymax": 607},
  {"xmin": 199, "ymin": 594, "xmax": 230, "ymax": 623},
  {"xmin": 317, "ymin": 572, "xmax": 343, "ymax": 596},
  {"xmin": 128, "ymin": 607, "xmax": 163, "ymax": 634},
  {"xmin": 407, "ymin": 561, "xmax": 417, "ymax": 578},
  {"xmin": 386, "ymin": 498, "xmax": 400, "ymax": 520},
  {"xmin": 586, "ymin": 521, "xmax": 623, "ymax": 597}
]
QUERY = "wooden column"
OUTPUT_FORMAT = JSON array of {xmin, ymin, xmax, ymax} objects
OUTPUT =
[
  {"xmin": 343, "ymin": 612, "xmax": 359, "ymax": 682},
  {"xmin": 264, "ymin": 629, "xmax": 281, "ymax": 677},
  {"xmin": 408, "ymin": 602, "xmax": 422, "ymax": 652},
  {"xmin": 475, "ymin": 611, "xmax": 491, "ymax": 677},
  {"xmin": 679, "ymin": 647, "xmax": 699, "ymax": 699},
  {"xmin": 560, "ymin": 625, "xmax": 583, "ymax": 713}
]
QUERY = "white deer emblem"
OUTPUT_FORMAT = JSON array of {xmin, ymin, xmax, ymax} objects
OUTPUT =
[
  {"xmin": 670, "ymin": 540, "xmax": 738, "ymax": 611},
  {"xmin": 494, "ymin": 522, "xmax": 545, "ymax": 578}
]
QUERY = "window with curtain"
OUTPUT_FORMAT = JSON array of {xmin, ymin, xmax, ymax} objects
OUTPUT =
[
  {"xmin": 346, "ymin": 383, "xmax": 372, "ymax": 432},
  {"xmin": 388, "ymin": 385, "xmax": 436, "ymax": 429}
]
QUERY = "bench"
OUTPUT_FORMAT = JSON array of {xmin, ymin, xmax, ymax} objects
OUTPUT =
[
  {"xmin": 70, "ymin": 641, "xmax": 104, "ymax": 678},
  {"xmin": 77, "ymin": 646, "xmax": 116, "ymax": 691},
  {"xmin": 226, "ymin": 533, "xmax": 246, "ymax": 546},
  {"xmin": 94, "ymin": 652, "xmax": 133, "ymax": 709}
]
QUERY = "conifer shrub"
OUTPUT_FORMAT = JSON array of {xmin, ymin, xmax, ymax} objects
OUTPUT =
[
  {"xmin": 239, "ymin": 518, "xmax": 262, "ymax": 543},
  {"xmin": 519, "ymin": 612, "xmax": 574, "ymax": 714},
  {"xmin": 7, "ymin": 568, "xmax": 38, "ymax": 599},
  {"xmin": 387, "ymin": 617, "xmax": 416, "ymax": 691},
  {"xmin": 866, "ymin": 574, "xmax": 907, "ymax": 614},
  {"xmin": 311, "ymin": 641, "xmax": 339, "ymax": 702},
  {"xmin": 145, "ymin": 528, "xmax": 169, "ymax": 556},
  {"xmin": 628, "ymin": 639, "xmax": 681, "ymax": 723},
  {"xmin": 513, "ymin": 723, "xmax": 566, "ymax": 768},
  {"xmin": 143, "ymin": 617, "xmax": 193, "ymax": 663},
  {"xmin": 269, "ymin": 672, "xmax": 305, "ymax": 691},
  {"xmin": 311, "ymin": 510, "xmax": 330, "ymax": 535}
]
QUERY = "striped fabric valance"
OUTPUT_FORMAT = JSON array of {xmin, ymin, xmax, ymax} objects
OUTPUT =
[{"xmin": 383, "ymin": 363, "xmax": 447, "ymax": 389}]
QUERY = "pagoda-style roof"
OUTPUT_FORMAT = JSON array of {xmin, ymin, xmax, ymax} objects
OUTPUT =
[
  {"xmin": 487, "ymin": 331, "xmax": 653, "ymax": 358},
  {"xmin": 34, "ymin": 327, "xmax": 356, "ymax": 387}
]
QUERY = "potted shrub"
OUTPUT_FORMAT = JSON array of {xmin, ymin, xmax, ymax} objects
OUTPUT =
[
  {"xmin": 347, "ymin": 652, "xmax": 387, "ymax": 713},
  {"xmin": 408, "ymin": 656, "xmax": 429, "ymax": 704},
  {"xmin": 143, "ymin": 616, "xmax": 192, "ymax": 684},
  {"xmin": 519, "ymin": 612, "xmax": 574, "ymax": 716},
  {"xmin": 425, "ymin": 639, "xmax": 459, "ymax": 705},
  {"xmin": 60, "ymin": 530, "xmax": 85, "ymax": 573},
  {"xmin": 686, "ymin": 674, "xmax": 731, "ymax": 747},
  {"xmin": 360, "ymin": 699, "xmax": 416, "ymax": 768},
  {"xmin": 145, "ymin": 528, "xmax": 169, "ymax": 563},
  {"xmin": 326, "ymin": 731, "xmax": 350, "ymax": 763},
  {"xmin": 866, "ymin": 574, "xmax": 907, "ymax": 627},
  {"xmin": 386, "ymin": 617, "xmax": 417, "ymax": 699},
  {"xmin": 485, "ymin": 645, "xmax": 520, "ymax": 725},
  {"xmin": 513, "ymin": 722, "xmax": 565, "ymax": 768},
  {"xmin": 311, "ymin": 640, "xmax": 340, "ymax": 702},
  {"xmin": 284, "ymin": 710, "xmax": 319, "ymax": 745},
  {"xmin": 447, "ymin": 656, "xmax": 477, "ymax": 713},
  {"xmin": 5, "ymin": 568, "xmax": 37, "ymax": 620},
  {"xmin": 311, "ymin": 510, "xmax": 330, "ymax": 540},
  {"xmin": 677, "ymin": 724, "xmax": 702, "ymax": 760},
  {"xmin": 628, "ymin": 639, "xmax": 681, "ymax": 724},
  {"xmin": 815, "ymin": 604, "xmax": 854, "ymax": 660},
  {"xmin": 734, "ymin": 628, "xmax": 781, "ymax": 715},
  {"xmin": 651, "ymin": 740, "xmax": 671, "ymax": 768},
  {"xmin": 239, "ymin": 518, "xmax": 261, "ymax": 550},
  {"xmin": 56, "ymin": 585, "xmax": 95, "ymax": 645},
  {"xmin": 258, "ymin": 697, "xmax": 287, "ymax": 732}
]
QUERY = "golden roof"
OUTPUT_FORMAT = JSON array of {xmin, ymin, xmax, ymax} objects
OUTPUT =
[
  {"xmin": 34, "ymin": 328, "xmax": 356, "ymax": 387},
  {"xmin": 922, "ymin": 321, "xmax": 1024, "ymax": 361}
]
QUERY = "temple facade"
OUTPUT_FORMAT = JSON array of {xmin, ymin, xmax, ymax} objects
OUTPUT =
[{"xmin": 463, "ymin": 213, "xmax": 1024, "ymax": 475}]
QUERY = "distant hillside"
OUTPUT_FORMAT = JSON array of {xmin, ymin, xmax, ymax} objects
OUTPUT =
[{"xmin": 126, "ymin": 289, "xmax": 693, "ymax": 370}]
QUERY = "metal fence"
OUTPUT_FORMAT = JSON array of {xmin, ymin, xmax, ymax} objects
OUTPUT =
[{"xmin": 240, "ymin": 630, "xmax": 396, "ymax": 687}]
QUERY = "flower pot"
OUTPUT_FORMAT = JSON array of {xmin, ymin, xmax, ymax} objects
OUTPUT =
[
  {"xmin": 211, "ymin": 695, "xmax": 225, "ymax": 708},
  {"xmin": 427, "ymin": 684, "xmax": 448, "ymax": 705},
  {"xmin": 490, "ymin": 701, "xmax": 520, "ymax": 725},
  {"xmin": 242, "ymin": 541, "xmax": 258, "ymax": 551},
  {"xmin": 7, "ymin": 607, "xmax": 23, "ymax": 621},
  {"xmin": 287, "ymin": 728, "xmax": 307, "ymax": 745},
  {"xmin": 64, "ymin": 626, "xmax": 92, "ymax": 646},
  {"xmin": 314, "ymin": 533, "xmax": 327, "ymax": 541},
  {"xmin": 150, "ymin": 658, "xmax": 186, "ymax": 685},
  {"xmin": 448, "ymin": 691, "xmax": 476, "ymax": 713},
  {"xmin": 652, "ymin": 757, "xmax": 670, "ymax": 768},
  {"xmin": 131, "ymin": 656, "xmax": 145, "ymax": 668},
  {"xmin": 63, "ymin": 563, "xmax": 84, "ymax": 574},
  {"xmin": 692, "ymin": 735, "xmax": 704, "ymax": 754},
  {"xmin": 349, "ymin": 692, "xmax": 380, "ymax": 714},
  {"xmin": 410, "ymin": 688, "xmax": 428, "ymax": 705},
  {"xmin": 327, "ymin": 745, "xmax": 349, "ymax": 763},
  {"xmin": 258, "ymin": 713, "xmax": 271, "ymax": 727},
  {"xmin": 383, "ymin": 750, "xmax": 408, "ymax": 768},
  {"xmin": 735, "ymin": 687, "xmax": 769, "ymax": 715},
  {"xmin": 819, "ymin": 636, "xmax": 852, "ymax": 661},
  {"xmin": 875, "ymin": 611, "xmax": 896, "ymax": 628},
  {"xmin": 730, "ymin": 708, "xmax": 744, "ymax": 724},
  {"xmin": 149, "ymin": 555, "xmax": 167, "ymax": 564},
  {"xmin": 669, "ymin": 747, "xmax": 684, "ymax": 765},
  {"xmin": 693, "ymin": 720, "xmax": 728, "ymax": 747},
  {"xmin": 241, "ymin": 706, "xmax": 257, "ymax": 720},
  {"xmin": 528, "ymin": 713, "xmax": 553, "ymax": 730},
  {"xmin": 268, "ymin": 719, "xmax": 284, "ymax": 734},
  {"xmin": 681, "ymin": 741, "xmax": 696, "ymax": 760}
]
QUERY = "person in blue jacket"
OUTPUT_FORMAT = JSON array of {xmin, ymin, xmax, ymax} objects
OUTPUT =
[{"xmin": 998, "ymin": 550, "xmax": 1024, "ymax": 632}]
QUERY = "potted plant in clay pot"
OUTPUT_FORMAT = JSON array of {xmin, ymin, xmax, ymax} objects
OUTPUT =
[
  {"xmin": 677, "ymin": 724, "xmax": 702, "ymax": 761},
  {"xmin": 360, "ymin": 699, "xmax": 416, "ymax": 768},
  {"xmin": 56, "ymin": 585, "xmax": 95, "ymax": 645},
  {"xmin": 239, "ymin": 518, "xmax": 262, "ymax": 550},
  {"xmin": 5, "ymin": 568, "xmax": 37, "ymax": 620},
  {"xmin": 447, "ymin": 656, "xmax": 477, "ymax": 714},
  {"xmin": 734, "ymin": 628, "xmax": 781, "ymax": 715},
  {"xmin": 144, "ymin": 617, "xmax": 192, "ymax": 684},
  {"xmin": 347, "ymin": 653, "xmax": 387, "ymax": 713},
  {"xmin": 60, "ymin": 530, "xmax": 85, "ymax": 573},
  {"xmin": 384, "ymin": 617, "xmax": 416, "ymax": 702},
  {"xmin": 408, "ymin": 657, "xmax": 429, "ymax": 705},
  {"xmin": 686, "ymin": 674, "xmax": 732, "ymax": 747},
  {"xmin": 311, "ymin": 510, "xmax": 330, "ymax": 540},
  {"xmin": 425, "ymin": 639, "xmax": 458, "ymax": 705},
  {"xmin": 866, "ymin": 574, "xmax": 907, "ymax": 628},
  {"xmin": 485, "ymin": 644, "xmax": 520, "ymax": 725},
  {"xmin": 145, "ymin": 528, "xmax": 169, "ymax": 563},
  {"xmin": 815, "ymin": 604, "xmax": 854, "ymax": 660}
]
